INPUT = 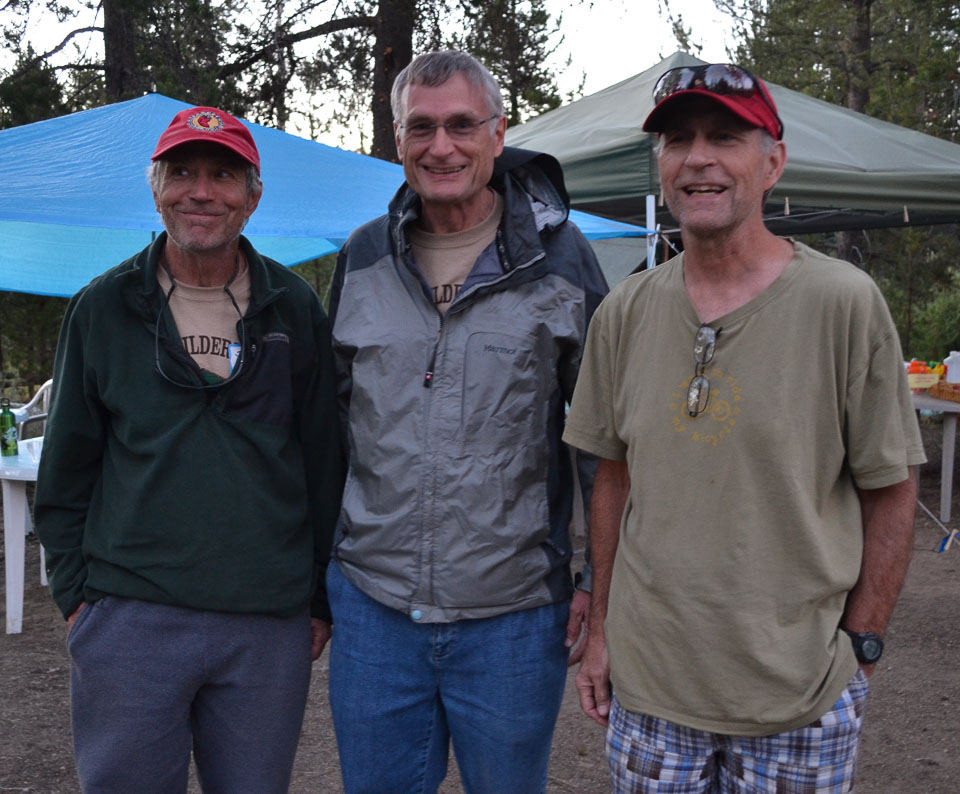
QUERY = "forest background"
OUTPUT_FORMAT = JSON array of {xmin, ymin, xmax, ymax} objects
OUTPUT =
[{"xmin": 0, "ymin": 0, "xmax": 958, "ymax": 398}]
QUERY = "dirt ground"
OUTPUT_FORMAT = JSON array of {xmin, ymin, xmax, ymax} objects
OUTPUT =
[{"xmin": 1, "ymin": 418, "xmax": 958, "ymax": 793}]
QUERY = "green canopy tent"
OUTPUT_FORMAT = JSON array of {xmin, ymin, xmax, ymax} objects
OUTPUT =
[{"xmin": 506, "ymin": 51, "xmax": 960, "ymax": 238}]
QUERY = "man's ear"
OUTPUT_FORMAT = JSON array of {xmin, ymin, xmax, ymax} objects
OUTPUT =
[
  {"xmin": 492, "ymin": 115, "xmax": 507, "ymax": 158},
  {"xmin": 764, "ymin": 139, "xmax": 787, "ymax": 192},
  {"xmin": 244, "ymin": 186, "xmax": 262, "ymax": 219},
  {"xmin": 394, "ymin": 122, "xmax": 403, "ymax": 163}
]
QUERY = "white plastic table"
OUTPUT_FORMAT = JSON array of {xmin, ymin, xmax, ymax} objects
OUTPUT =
[
  {"xmin": 912, "ymin": 392, "xmax": 960, "ymax": 523},
  {"xmin": 1, "ymin": 439, "xmax": 44, "ymax": 634}
]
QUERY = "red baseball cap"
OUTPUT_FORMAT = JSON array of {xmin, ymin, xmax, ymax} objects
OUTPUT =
[
  {"xmin": 643, "ymin": 64, "xmax": 783, "ymax": 141},
  {"xmin": 152, "ymin": 106, "xmax": 260, "ymax": 173}
]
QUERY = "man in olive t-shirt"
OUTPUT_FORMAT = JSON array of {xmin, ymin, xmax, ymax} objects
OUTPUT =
[{"xmin": 564, "ymin": 64, "xmax": 924, "ymax": 793}]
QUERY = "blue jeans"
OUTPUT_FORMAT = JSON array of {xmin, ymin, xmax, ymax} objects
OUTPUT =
[
  {"xmin": 67, "ymin": 596, "xmax": 312, "ymax": 794},
  {"xmin": 327, "ymin": 560, "xmax": 570, "ymax": 794}
]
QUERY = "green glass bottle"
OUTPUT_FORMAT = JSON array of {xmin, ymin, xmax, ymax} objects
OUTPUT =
[{"xmin": 1, "ymin": 397, "xmax": 18, "ymax": 456}]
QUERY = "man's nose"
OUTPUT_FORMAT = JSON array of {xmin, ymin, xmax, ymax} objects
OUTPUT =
[
  {"xmin": 684, "ymin": 135, "xmax": 715, "ymax": 167},
  {"xmin": 428, "ymin": 125, "xmax": 457, "ymax": 155},
  {"xmin": 187, "ymin": 172, "xmax": 215, "ymax": 199}
]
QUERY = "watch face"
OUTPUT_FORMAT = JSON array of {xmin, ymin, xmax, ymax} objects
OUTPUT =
[{"xmin": 861, "ymin": 638, "xmax": 883, "ymax": 662}]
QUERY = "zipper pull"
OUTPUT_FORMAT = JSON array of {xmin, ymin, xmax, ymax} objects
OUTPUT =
[{"xmin": 424, "ymin": 347, "xmax": 437, "ymax": 388}]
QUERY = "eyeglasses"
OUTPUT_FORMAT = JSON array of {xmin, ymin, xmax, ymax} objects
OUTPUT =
[
  {"xmin": 398, "ymin": 114, "xmax": 500, "ymax": 143},
  {"xmin": 154, "ymin": 256, "xmax": 246, "ymax": 390},
  {"xmin": 653, "ymin": 64, "xmax": 783, "ymax": 140},
  {"xmin": 686, "ymin": 324, "xmax": 720, "ymax": 418}
]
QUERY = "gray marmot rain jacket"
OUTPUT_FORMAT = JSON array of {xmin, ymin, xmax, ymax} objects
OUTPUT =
[{"xmin": 329, "ymin": 148, "xmax": 608, "ymax": 623}]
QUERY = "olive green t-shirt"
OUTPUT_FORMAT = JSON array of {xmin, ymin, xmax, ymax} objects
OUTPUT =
[{"xmin": 563, "ymin": 241, "xmax": 925, "ymax": 736}]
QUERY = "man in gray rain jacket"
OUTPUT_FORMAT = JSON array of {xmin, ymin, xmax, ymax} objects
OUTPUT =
[{"xmin": 326, "ymin": 50, "xmax": 608, "ymax": 794}]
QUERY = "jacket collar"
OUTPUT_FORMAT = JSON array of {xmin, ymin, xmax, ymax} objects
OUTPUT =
[
  {"xmin": 120, "ymin": 232, "xmax": 286, "ymax": 319},
  {"xmin": 387, "ymin": 147, "xmax": 571, "ymax": 272}
]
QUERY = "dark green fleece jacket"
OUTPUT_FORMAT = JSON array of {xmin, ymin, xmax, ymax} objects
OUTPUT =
[{"xmin": 35, "ymin": 234, "xmax": 342, "ymax": 622}]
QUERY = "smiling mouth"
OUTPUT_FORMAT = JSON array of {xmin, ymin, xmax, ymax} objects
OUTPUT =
[
  {"xmin": 424, "ymin": 165, "xmax": 466, "ymax": 175},
  {"xmin": 179, "ymin": 211, "xmax": 221, "ymax": 219},
  {"xmin": 683, "ymin": 185, "xmax": 725, "ymax": 195}
]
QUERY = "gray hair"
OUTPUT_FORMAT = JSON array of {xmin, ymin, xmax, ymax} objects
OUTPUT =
[
  {"xmin": 391, "ymin": 50, "xmax": 503, "ymax": 122},
  {"xmin": 147, "ymin": 160, "xmax": 262, "ymax": 196}
]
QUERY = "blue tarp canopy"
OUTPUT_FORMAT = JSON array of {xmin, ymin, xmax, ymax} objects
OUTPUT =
[{"xmin": 1, "ymin": 93, "xmax": 649, "ymax": 297}]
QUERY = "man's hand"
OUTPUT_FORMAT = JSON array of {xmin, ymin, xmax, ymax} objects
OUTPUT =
[
  {"xmin": 565, "ymin": 588, "xmax": 591, "ymax": 665},
  {"xmin": 576, "ymin": 630, "xmax": 612, "ymax": 727},
  {"xmin": 575, "ymin": 457, "xmax": 628, "ymax": 727},
  {"xmin": 66, "ymin": 602, "xmax": 87, "ymax": 630},
  {"xmin": 311, "ymin": 618, "xmax": 332, "ymax": 661}
]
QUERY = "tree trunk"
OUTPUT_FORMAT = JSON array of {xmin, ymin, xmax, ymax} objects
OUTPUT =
[
  {"xmin": 272, "ymin": 0, "xmax": 290, "ymax": 128},
  {"xmin": 837, "ymin": 0, "xmax": 872, "ymax": 264},
  {"xmin": 102, "ymin": 0, "xmax": 144, "ymax": 101},
  {"xmin": 844, "ymin": 0, "xmax": 872, "ymax": 113},
  {"xmin": 370, "ymin": 0, "xmax": 417, "ymax": 162}
]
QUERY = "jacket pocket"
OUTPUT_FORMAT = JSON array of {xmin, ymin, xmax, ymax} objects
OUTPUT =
[
  {"xmin": 224, "ymin": 333, "xmax": 296, "ymax": 427},
  {"xmin": 460, "ymin": 330, "xmax": 542, "ymax": 444}
]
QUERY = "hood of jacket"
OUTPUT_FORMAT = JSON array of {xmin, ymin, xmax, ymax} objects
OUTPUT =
[{"xmin": 387, "ymin": 147, "xmax": 571, "ymax": 273}]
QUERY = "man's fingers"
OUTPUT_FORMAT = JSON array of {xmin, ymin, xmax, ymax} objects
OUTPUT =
[
  {"xmin": 310, "ymin": 619, "xmax": 332, "ymax": 661},
  {"xmin": 594, "ymin": 681, "xmax": 611, "ymax": 721},
  {"xmin": 567, "ymin": 639, "xmax": 586, "ymax": 666},
  {"xmin": 565, "ymin": 618, "xmax": 579, "ymax": 645},
  {"xmin": 565, "ymin": 589, "xmax": 591, "ymax": 653},
  {"xmin": 576, "ymin": 668, "xmax": 610, "ymax": 727},
  {"xmin": 66, "ymin": 602, "xmax": 87, "ymax": 630},
  {"xmin": 565, "ymin": 611, "xmax": 584, "ymax": 647}
]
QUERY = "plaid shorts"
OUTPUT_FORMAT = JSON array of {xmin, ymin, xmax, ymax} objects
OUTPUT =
[{"xmin": 606, "ymin": 669, "xmax": 869, "ymax": 793}]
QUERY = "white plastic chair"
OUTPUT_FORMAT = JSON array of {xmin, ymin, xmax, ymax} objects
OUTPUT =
[{"xmin": 17, "ymin": 379, "xmax": 51, "ymax": 440}]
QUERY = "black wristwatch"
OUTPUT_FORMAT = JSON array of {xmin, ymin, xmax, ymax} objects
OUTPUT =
[{"xmin": 843, "ymin": 629, "xmax": 884, "ymax": 664}]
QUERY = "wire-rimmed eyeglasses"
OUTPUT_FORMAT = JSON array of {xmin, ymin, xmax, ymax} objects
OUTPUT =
[
  {"xmin": 154, "ymin": 256, "xmax": 246, "ymax": 390},
  {"xmin": 398, "ymin": 114, "xmax": 500, "ymax": 143},
  {"xmin": 686, "ymin": 324, "xmax": 721, "ymax": 418}
]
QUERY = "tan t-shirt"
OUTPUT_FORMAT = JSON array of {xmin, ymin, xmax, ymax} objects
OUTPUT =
[
  {"xmin": 563, "ymin": 241, "xmax": 925, "ymax": 736},
  {"xmin": 409, "ymin": 191, "xmax": 503, "ymax": 314},
  {"xmin": 158, "ymin": 262, "xmax": 251, "ymax": 381}
]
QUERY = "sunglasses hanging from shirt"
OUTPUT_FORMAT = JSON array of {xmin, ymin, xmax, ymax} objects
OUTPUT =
[{"xmin": 154, "ymin": 252, "xmax": 247, "ymax": 390}]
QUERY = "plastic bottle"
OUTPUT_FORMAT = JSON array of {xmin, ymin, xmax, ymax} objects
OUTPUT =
[
  {"xmin": 0, "ymin": 398, "xmax": 18, "ymax": 456},
  {"xmin": 944, "ymin": 351, "xmax": 960, "ymax": 384}
]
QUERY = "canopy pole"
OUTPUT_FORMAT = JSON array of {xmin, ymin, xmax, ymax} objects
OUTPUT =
[{"xmin": 646, "ymin": 194, "xmax": 656, "ymax": 269}]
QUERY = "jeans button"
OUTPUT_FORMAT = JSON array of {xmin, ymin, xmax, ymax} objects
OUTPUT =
[{"xmin": 411, "ymin": 609, "xmax": 423, "ymax": 621}]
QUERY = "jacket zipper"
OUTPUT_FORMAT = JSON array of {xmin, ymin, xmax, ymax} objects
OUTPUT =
[{"xmin": 424, "ymin": 316, "xmax": 442, "ymax": 388}]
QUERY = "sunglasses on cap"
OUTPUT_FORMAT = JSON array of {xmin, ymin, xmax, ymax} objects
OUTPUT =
[{"xmin": 653, "ymin": 64, "xmax": 783, "ymax": 140}]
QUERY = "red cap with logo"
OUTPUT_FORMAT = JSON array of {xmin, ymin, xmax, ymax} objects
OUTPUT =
[
  {"xmin": 643, "ymin": 64, "xmax": 783, "ymax": 141},
  {"xmin": 152, "ymin": 107, "xmax": 260, "ymax": 173}
]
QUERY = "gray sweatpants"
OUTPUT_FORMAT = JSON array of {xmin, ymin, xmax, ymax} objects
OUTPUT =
[{"xmin": 67, "ymin": 596, "xmax": 312, "ymax": 794}]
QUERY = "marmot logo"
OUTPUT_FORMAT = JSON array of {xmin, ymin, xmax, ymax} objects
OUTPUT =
[{"xmin": 484, "ymin": 343, "xmax": 517, "ymax": 355}]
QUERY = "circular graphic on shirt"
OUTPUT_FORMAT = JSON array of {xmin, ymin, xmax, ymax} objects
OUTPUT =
[{"xmin": 669, "ymin": 365, "xmax": 742, "ymax": 446}]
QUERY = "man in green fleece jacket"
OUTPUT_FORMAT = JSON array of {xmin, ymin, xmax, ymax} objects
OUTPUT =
[{"xmin": 35, "ymin": 106, "xmax": 342, "ymax": 794}]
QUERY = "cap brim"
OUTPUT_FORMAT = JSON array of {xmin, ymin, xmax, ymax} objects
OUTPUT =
[{"xmin": 151, "ymin": 138, "xmax": 259, "ymax": 170}]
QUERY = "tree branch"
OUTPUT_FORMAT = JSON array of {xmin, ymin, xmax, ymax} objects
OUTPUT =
[
  {"xmin": 218, "ymin": 14, "xmax": 375, "ymax": 80},
  {"xmin": 51, "ymin": 62, "xmax": 105, "ymax": 72},
  {"xmin": 3, "ymin": 26, "xmax": 102, "ymax": 83}
]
